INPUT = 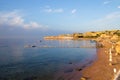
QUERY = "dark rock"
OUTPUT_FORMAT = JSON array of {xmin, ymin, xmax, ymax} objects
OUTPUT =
[
  {"xmin": 68, "ymin": 62, "xmax": 72, "ymax": 64},
  {"xmin": 32, "ymin": 45, "xmax": 36, "ymax": 47},
  {"xmin": 76, "ymin": 68, "xmax": 82, "ymax": 71},
  {"xmin": 64, "ymin": 69, "xmax": 73, "ymax": 73},
  {"xmin": 40, "ymin": 40, "xmax": 42, "ymax": 42}
]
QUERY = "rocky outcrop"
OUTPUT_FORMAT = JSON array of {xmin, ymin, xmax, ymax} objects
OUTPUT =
[{"xmin": 44, "ymin": 30, "xmax": 120, "ymax": 40}]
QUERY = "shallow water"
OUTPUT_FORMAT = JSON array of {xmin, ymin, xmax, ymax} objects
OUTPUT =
[{"xmin": 0, "ymin": 38, "xmax": 97, "ymax": 80}]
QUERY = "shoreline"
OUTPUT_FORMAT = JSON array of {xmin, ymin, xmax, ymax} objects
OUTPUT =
[
  {"xmin": 82, "ymin": 48, "xmax": 114, "ymax": 80},
  {"xmin": 50, "ymin": 39, "xmax": 120, "ymax": 80},
  {"xmin": 43, "ymin": 38, "xmax": 120, "ymax": 80},
  {"xmin": 44, "ymin": 30, "xmax": 120, "ymax": 80},
  {"xmin": 54, "ymin": 59, "xmax": 96, "ymax": 80},
  {"xmin": 81, "ymin": 41, "xmax": 120, "ymax": 80}
]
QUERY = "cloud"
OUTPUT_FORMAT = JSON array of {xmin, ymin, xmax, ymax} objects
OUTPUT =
[
  {"xmin": 103, "ymin": 1, "xmax": 111, "ymax": 5},
  {"xmin": 71, "ymin": 9, "xmax": 77, "ymax": 14},
  {"xmin": 23, "ymin": 22, "xmax": 42, "ymax": 29},
  {"xmin": 45, "ymin": 8, "xmax": 52, "ymax": 13},
  {"xmin": 0, "ymin": 10, "xmax": 45, "ymax": 29},
  {"xmin": 118, "ymin": 6, "xmax": 120, "ymax": 8},
  {"xmin": 93, "ymin": 12, "xmax": 120, "ymax": 22},
  {"xmin": 54, "ymin": 8, "xmax": 63, "ymax": 13},
  {"xmin": 88, "ymin": 11, "xmax": 120, "ymax": 30},
  {"xmin": 0, "ymin": 11, "xmax": 23, "ymax": 26},
  {"xmin": 43, "ymin": 6, "xmax": 64, "ymax": 13}
]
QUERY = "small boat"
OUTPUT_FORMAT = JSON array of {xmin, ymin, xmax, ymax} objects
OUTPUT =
[{"xmin": 32, "ymin": 45, "xmax": 36, "ymax": 47}]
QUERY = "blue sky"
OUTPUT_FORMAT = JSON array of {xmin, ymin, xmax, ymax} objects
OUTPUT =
[{"xmin": 0, "ymin": 0, "xmax": 120, "ymax": 38}]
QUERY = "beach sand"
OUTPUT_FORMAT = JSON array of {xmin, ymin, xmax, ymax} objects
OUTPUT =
[
  {"xmin": 82, "ymin": 41, "xmax": 120, "ymax": 80},
  {"xmin": 82, "ymin": 48, "xmax": 113, "ymax": 80}
]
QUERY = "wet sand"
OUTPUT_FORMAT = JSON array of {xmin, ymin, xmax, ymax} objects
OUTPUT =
[{"xmin": 54, "ymin": 58, "xmax": 96, "ymax": 80}]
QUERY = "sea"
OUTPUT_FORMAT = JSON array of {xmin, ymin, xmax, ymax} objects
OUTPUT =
[{"xmin": 0, "ymin": 38, "xmax": 97, "ymax": 80}]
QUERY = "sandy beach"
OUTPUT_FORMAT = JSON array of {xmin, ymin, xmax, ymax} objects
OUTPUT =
[
  {"xmin": 53, "ymin": 40, "xmax": 120, "ymax": 80},
  {"xmin": 82, "ymin": 41, "xmax": 120, "ymax": 80}
]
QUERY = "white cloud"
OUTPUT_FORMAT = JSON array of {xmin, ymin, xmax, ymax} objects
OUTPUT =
[
  {"xmin": 23, "ymin": 22, "xmax": 42, "ymax": 29},
  {"xmin": 54, "ymin": 8, "xmax": 63, "ymax": 13},
  {"xmin": 45, "ymin": 8, "xmax": 52, "ymax": 13},
  {"xmin": 88, "ymin": 11, "xmax": 120, "ymax": 30},
  {"xmin": 118, "ymin": 6, "xmax": 120, "ymax": 8},
  {"xmin": 0, "ymin": 11, "xmax": 45, "ymax": 29},
  {"xmin": 0, "ymin": 11, "xmax": 24, "ymax": 27},
  {"xmin": 103, "ymin": 1, "xmax": 111, "ymax": 5},
  {"xmin": 44, "ymin": 6, "xmax": 64, "ymax": 13},
  {"xmin": 94, "ymin": 12, "xmax": 120, "ymax": 22},
  {"xmin": 71, "ymin": 9, "xmax": 77, "ymax": 14}
]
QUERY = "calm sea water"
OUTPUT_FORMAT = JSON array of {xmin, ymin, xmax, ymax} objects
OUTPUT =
[{"xmin": 0, "ymin": 38, "xmax": 97, "ymax": 80}]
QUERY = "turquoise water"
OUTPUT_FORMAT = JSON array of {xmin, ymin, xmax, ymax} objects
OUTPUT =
[{"xmin": 0, "ymin": 38, "xmax": 97, "ymax": 80}]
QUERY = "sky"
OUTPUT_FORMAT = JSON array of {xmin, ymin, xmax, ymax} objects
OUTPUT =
[{"xmin": 0, "ymin": 0, "xmax": 120, "ymax": 38}]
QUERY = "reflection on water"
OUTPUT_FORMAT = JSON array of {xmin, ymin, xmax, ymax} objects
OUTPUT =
[
  {"xmin": 0, "ymin": 38, "xmax": 97, "ymax": 80},
  {"xmin": 34, "ymin": 40, "xmax": 96, "ymax": 48}
]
